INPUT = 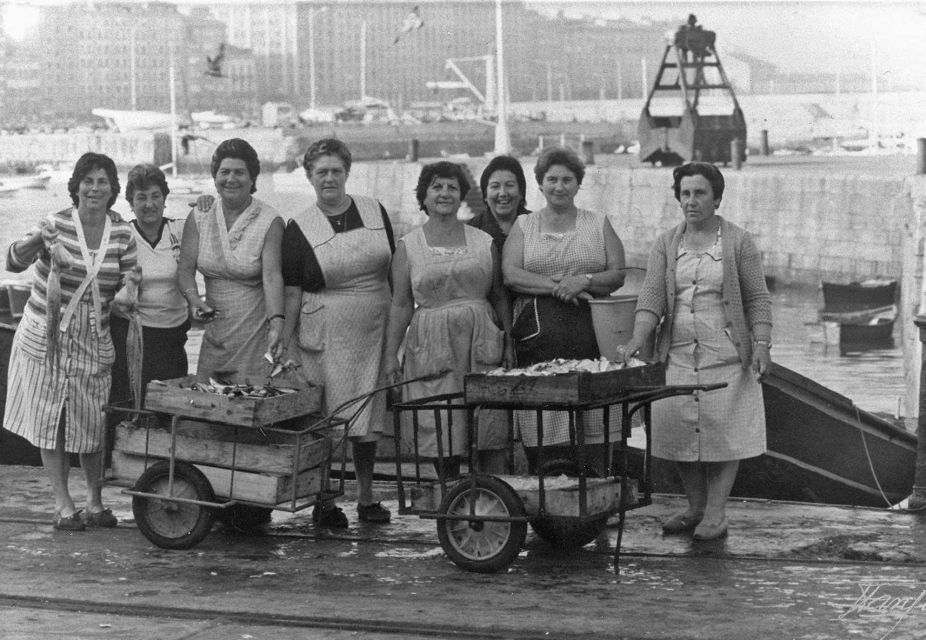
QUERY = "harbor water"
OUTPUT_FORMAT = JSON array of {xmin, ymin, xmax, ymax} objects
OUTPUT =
[{"xmin": 0, "ymin": 171, "xmax": 908, "ymax": 424}]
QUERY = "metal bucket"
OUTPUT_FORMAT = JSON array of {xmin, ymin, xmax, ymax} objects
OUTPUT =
[{"xmin": 588, "ymin": 295, "xmax": 638, "ymax": 360}]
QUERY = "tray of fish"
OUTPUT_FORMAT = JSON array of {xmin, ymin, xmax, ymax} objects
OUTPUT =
[
  {"xmin": 144, "ymin": 375, "xmax": 323, "ymax": 428},
  {"xmin": 464, "ymin": 358, "xmax": 665, "ymax": 406}
]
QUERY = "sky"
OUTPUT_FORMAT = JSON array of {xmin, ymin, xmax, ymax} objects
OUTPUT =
[
  {"xmin": 527, "ymin": 1, "xmax": 926, "ymax": 86},
  {"xmin": 4, "ymin": 1, "xmax": 926, "ymax": 88}
]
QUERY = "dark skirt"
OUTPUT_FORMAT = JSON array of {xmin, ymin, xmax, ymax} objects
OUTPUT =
[
  {"xmin": 109, "ymin": 315, "xmax": 190, "ymax": 408},
  {"xmin": 512, "ymin": 295, "xmax": 599, "ymax": 366}
]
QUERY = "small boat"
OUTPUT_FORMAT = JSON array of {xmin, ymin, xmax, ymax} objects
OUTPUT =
[
  {"xmin": 821, "ymin": 279, "xmax": 898, "ymax": 348},
  {"xmin": 821, "ymin": 279, "xmax": 897, "ymax": 314},
  {"xmin": 820, "ymin": 304, "xmax": 897, "ymax": 347},
  {"xmin": 0, "ymin": 174, "xmax": 51, "ymax": 195},
  {"xmin": 645, "ymin": 364, "xmax": 916, "ymax": 507}
]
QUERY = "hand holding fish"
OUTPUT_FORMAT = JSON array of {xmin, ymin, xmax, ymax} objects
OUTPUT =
[{"xmin": 39, "ymin": 219, "xmax": 60, "ymax": 247}]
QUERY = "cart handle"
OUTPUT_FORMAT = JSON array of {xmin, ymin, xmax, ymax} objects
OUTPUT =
[{"xmin": 307, "ymin": 370, "xmax": 451, "ymax": 432}]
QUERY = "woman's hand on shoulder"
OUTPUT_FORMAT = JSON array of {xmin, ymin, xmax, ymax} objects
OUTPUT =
[{"xmin": 190, "ymin": 195, "xmax": 215, "ymax": 212}]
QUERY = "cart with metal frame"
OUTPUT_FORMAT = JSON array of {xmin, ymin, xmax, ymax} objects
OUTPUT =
[{"xmin": 391, "ymin": 362, "xmax": 725, "ymax": 573}]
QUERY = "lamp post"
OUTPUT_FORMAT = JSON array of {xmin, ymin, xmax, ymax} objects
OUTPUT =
[
  {"xmin": 308, "ymin": 6, "xmax": 329, "ymax": 111},
  {"xmin": 493, "ymin": 0, "xmax": 511, "ymax": 155}
]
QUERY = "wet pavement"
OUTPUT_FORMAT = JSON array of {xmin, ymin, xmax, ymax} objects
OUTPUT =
[{"xmin": 2, "ymin": 466, "xmax": 926, "ymax": 639}]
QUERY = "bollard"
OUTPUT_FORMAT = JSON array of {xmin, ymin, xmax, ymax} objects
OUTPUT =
[
  {"xmin": 581, "ymin": 140, "xmax": 595, "ymax": 165},
  {"xmin": 731, "ymin": 138, "xmax": 743, "ymax": 170},
  {"xmin": 917, "ymin": 138, "xmax": 926, "ymax": 175},
  {"xmin": 911, "ymin": 315, "xmax": 926, "ymax": 509},
  {"xmin": 407, "ymin": 138, "xmax": 419, "ymax": 162},
  {"xmin": 760, "ymin": 129, "xmax": 770, "ymax": 156}
]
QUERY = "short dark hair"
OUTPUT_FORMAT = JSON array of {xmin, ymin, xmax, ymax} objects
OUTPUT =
[
  {"xmin": 125, "ymin": 163, "xmax": 170, "ymax": 205},
  {"xmin": 415, "ymin": 161, "xmax": 470, "ymax": 213},
  {"xmin": 533, "ymin": 146, "xmax": 585, "ymax": 186},
  {"xmin": 479, "ymin": 155, "xmax": 529, "ymax": 216},
  {"xmin": 672, "ymin": 162, "xmax": 725, "ymax": 201},
  {"xmin": 303, "ymin": 138, "xmax": 352, "ymax": 174},
  {"xmin": 68, "ymin": 152, "xmax": 120, "ymax": 209},
  {"xmin": 211, "ymin": 138, "xmax": 260, "ymax": 194}
]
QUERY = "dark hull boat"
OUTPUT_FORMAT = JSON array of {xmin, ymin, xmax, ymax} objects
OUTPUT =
[
  {"xmin": 821, "ymin": 279, "xmax": 898, "ymax": 349},
  {"xmin": 647, "ymin": 364, "xmax": 916, "ymax": 507},
  {"xmin": 821, "ymin": 279, "xmax": 897, "ymax": 314},
  {"xmin": 820, "ymin": 304, "xmax": 897, "ymax": 348}
]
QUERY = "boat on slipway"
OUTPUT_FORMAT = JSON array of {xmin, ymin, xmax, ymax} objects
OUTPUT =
[{"xmin": 642, "ymin": 363, "xmax": 916, "ymax": 509}]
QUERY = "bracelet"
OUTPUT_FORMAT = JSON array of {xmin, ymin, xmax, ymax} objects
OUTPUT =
[
  {"xmin": 754, "ymin": 339, "xmax": 772, "ymax": 350},
  {"xmin": 267, "ymin": 314, "xmax": 285, "ymax": 323}
]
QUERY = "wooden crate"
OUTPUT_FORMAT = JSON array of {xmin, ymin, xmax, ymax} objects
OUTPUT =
[
  {"xmin": 113, "ymin": 419, "xmax": 330, "ymax": 476},
  {"xmin": 111, "ymin": 450, "xmax": 327, "ymax": 505},
  {"xmin": 144, "ymin": 376, "xmax": 323, "ymax": 428},
  {"xmin": 464, "ymin": 362, "xmax": 665, "ymax": 406},
  {"xmin": 411, "ymin": 476, "xmax": 637, "ymax": 518}
]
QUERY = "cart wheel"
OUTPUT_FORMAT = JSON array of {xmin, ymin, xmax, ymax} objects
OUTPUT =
[
  {"xmin": 132, "ymin": 461, "xmax": 215, "ymax": 550},
  {"xmin": 436, "ymin": 474, "xmax": 527, "ymax": 574},
  {"xmin": 217, "ymin": 505, "xmax": 273, "ymax": 532},
  {"xmin": 529, "ymin": 459, "xmax": 608, "ymax": 550}
]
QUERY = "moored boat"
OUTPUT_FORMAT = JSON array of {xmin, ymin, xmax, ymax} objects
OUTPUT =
[
  {"xmin": 0, "ymin": 174, "xmax": 52, "ymax": 195},
  {"xmin": 821, "ymin": 278, "xmax": 897, "ymax": 314},
  {"xmin": 819, "ymin": 304, "xmax": 897, "ymax": 347}
]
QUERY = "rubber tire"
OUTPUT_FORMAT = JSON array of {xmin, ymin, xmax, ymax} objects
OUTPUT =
[
  {"xmin": 132, "ymin": 460, "xmax": 216, "ymax": 550},
  {"xmin": 217, "ymin": 504, "xmax": 273, "ymax": 532},
  {"xmin": 529, "ymin": 459, "xmax": 608, "ymax": 549},
  {"xmin": 437, "ymin": 474, "xmax": 527, "ymax": 574}
]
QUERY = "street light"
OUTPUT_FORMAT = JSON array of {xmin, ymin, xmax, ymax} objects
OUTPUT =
[{"xmin": 308, "ymin": 6, "xmax": 329, "ymax": 111}]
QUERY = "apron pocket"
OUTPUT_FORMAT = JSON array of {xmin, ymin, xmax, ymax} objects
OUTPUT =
[
  {"xmin": 298, "ymin": 297, "xmax": 326, "ymax": 352},
  {"xmin": 473, "ymin": 322, "xmax": 504, "ymax": 368},
  {"xmin": 15, "ymin": 312, "xmax": 46, "ymax": 361}
]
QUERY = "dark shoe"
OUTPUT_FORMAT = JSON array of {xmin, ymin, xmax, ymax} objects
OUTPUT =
[
  {"xmin": 312, "ymin": 504, "xmax": 348, "ymax": 529},
  {"xmin": 357, "ymin": 501, "xmax": 391, "ymax": 523},
  {"xmin": 83, "ymin": 508, "xmax": 118, "ymax": 528},
  {"xmin": 661, "ymin": 512, "xmax": 702, "ymax": 534},
  {"xmin": 693, "ymin": 518, "xmax": 729, "ymax": 541},
  {"xmin": 53, "ymin": 511, "xmax": 86, "ymax": 531}
]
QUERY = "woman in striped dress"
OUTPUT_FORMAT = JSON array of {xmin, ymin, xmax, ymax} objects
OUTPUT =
[{"xmin": 4, "ymin": 152, "xmax": 138, "ymax": 531}]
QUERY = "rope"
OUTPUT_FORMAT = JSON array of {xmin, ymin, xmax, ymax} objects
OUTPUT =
[{"xmin": 854, "ymin": 405, "xmax": 900, "ymax": 510}]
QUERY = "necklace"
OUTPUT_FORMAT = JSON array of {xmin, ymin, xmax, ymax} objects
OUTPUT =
[{"xmin": 321, "ymin": 196, "xmax": 351, "ymax": 231}]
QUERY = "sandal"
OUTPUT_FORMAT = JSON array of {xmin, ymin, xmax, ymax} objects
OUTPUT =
[
  {"xmin": 83, "ymin": 508, "xmax": 118, "ymax": 528},
  {"xmin": 53, "ymin": 510, "xmax": 86, "ymax": 531},
  {"xmin": 661, "ymin": 512, "xmax": 702, "ymax": 534}
]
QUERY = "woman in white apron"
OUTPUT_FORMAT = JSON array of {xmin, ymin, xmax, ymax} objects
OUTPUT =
[
  {"xmin": 178, "ymin": 138, "xmax": 285, "ymax": 382},
  {"xmin": 4, "ymin": 152, "xmax": 138, "ymax": 531},
  {"xmin": 281, "ymin": 139, "xmax": 394, "ymax": 527}
]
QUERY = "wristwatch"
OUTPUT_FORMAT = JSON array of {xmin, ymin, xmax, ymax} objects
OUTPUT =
[
  {"xmin": 754, "ymin": 339, "xmax": 772, "ymax": 350},
  {"xmin": 584, "ymin": 273, "xmax": 594, "ymax": 287}
]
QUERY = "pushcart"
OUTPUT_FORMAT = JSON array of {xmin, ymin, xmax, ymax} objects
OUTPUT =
[
  {"xmin": 391, "ymin": 362, "xmax": 725, "ymax": 573},
  {"xmin": 105, "ymin": 375, "xmax": 349, "ymax": 550}
]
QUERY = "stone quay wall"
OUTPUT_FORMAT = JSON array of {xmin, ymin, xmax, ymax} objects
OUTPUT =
[{"xmin": 349, "ymin": 159, "xmax": 912, "ymax": 286}]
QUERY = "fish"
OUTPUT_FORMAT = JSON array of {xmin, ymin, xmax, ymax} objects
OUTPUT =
[
  {"xmin": 44, "ymin": 240, "xmax": 72, "ymax": 378},
  {"xmin": 124, "ymin": 266, "xmax": 144, "ymax": 409}
]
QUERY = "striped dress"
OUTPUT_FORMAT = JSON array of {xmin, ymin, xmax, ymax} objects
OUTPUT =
[{"xmin": 4, "ymin": 207, "xmax": 137, "ymax": 453}]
